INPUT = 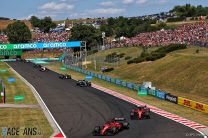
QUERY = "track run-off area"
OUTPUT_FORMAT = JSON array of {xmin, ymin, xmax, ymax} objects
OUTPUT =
[{"xmin": 7, "ymin": 61, "xmax": 206, "ymax": 138}]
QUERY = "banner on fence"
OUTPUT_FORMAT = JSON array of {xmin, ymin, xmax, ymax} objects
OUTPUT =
[
  {"xmin": 148, "ymin": 88, "xmax": 156, "ymax": 96},
  {"xmin": 138, "ymin": 86, "xmax": 147, "ymax": 96},
  {"xmin": 105, "ymin": 76, "xmax": 111, "ymax": 82},
  {"xmin": 102, "ymin": 75, "xmax": 106, "ymax": 80},
  {"xmin": 98, "ymin": 74, "xmax": 102, "ymax": 79},
  {"xmin": 133, "ymin": 84, "xmax": 139, "ymax": 91},
  {"xmin": 155, "ymin": 90, "xmax": 166, "ymax": 100},
  {"xmin": 127, "ymin": 83, "xmax": 133, "ymax": 89},
  {"xmin": 111, "ymin": 78, "xmax": 116, "ymax": 83},
  {"xmin": 165, "ymin": 93, "xmax": 178, "ymax": 104},
  {"xmin": 178, "ymin": 97, "xmax": 208, "ymax": 113},
  {"xmin": 122, "ymin": 81, "xmax": 127, "ymax": 87},
  {"xmin": 116, "ymin": 79, "xmax": 121, "ymax": 85}
]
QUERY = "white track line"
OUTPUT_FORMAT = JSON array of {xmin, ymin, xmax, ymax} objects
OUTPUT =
[
  {"xmin": 5, "ymin": 62, "xmax": 67, "ymax": 138},
  {"xmin": 92, "ymin": 83, "xmax": 207, "ymax": 138}
]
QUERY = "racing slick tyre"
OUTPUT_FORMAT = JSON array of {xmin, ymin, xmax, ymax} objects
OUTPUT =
[
  {"xmin": 92, "ymin": 126, "xmax": 100, "ymax": 136},
  {"xmin": 130, "ymin": 114, "xmax": 136, "ymax": 120},
  {"xmin": 122, "ymin": 122, "xmax": 129, "ymax": 129},
  {"xmin": 146, "ymin": 115, "xmax": 150, "ymax": 119},
  {"xmin": 104, "ymin": 128, "xmax": 116, "ymax": 136}
]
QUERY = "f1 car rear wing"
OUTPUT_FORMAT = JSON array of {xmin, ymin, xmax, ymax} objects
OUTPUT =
[{"xmin": 113, "ymin": 118, "xmax": 126, "ymax": 121}]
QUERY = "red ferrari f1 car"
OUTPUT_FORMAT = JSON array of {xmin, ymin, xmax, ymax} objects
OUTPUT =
[
  {"xmin": 92, "ymin": 118, "xmax": 129, "ymax": 136},
  {"xmin": 130, "ymin": 105, "xmax": 150, "ymax": 120}
]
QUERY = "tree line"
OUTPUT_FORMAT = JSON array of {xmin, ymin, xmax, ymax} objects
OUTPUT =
[
  {"xmin": 29, "ymin": 16, "xmax": 57, "ymax": 33},
  {"xmin": 171, "ymin": 4, "xmax": 208, "ymax": 18}
]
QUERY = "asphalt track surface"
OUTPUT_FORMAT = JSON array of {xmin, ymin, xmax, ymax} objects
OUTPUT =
[{"xmin": 8, "ymin": 61, "xmax": 203, "ymax": 138}]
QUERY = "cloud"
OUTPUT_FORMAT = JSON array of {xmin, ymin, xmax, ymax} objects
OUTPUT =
[
  {"xmin": 39, "ymin": 2, "xmax": 74, "ymax": 12},
  {"xmin": 136, "ymin": 0, "xmax": 148, "ymax": 4},
  {"xmin": 89, "ymin": 8, "xmax": 125, "ymax": 15},
  {"xmin": 100, "ymin": 1, "xmax": 114, "ymax": 7},
  {"xmin": 19, "ymin": 14, "xmax": 34, "ymax": 20},
  {"xmin": 122, "ymin": 0, "xmax": 135, "ymax": 4},
  {"xmin": 159, "ymin": 0, "xmax": 169, "ymax": 4}
]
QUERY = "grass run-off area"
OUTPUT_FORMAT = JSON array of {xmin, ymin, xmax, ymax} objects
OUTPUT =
[
  {"xmin": 45, "ymin": 59, "xmax": 208, "ymax": 127},
  {"xmin": 0, "ymin": 62, "xmax": 53, "ymax": 138},
  {"xmin": 86, "ymin": 46, "xmax": 208, "ymax": 104}
]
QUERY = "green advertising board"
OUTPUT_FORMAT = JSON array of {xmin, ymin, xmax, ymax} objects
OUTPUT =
[
  {"xmin": 0, "ymin": 50, "xmax": 22, "ymax": 56},
  {"xmin": 60, "ymin": 67, "xmax": 66, "ymax": 71},
  {"xmin": 14, "ymin": 96, "xmax": 24, "ymax": 101},
  {"xmin": 0, "ymin": 69, "xmax": 7, "ymax": 72},
  {"xmin": 0, "ymin": 41, "xmax": 80, "ymax": 50},
  {"xmin": 138, "ymin": 86, "xmax": 147, "ymax": 96}
]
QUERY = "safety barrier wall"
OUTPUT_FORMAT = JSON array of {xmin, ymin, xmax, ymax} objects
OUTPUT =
[
  {"xmin": 64, "ymin": 65, "xmax": 208, "ymax": 113},
  {"xmin": 178, "ymin": 97, "xmax": 208, "ymax": 113}
]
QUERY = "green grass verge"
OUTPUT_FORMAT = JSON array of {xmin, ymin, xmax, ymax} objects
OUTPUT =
[
  {"xmin": 45, "ymin": 61, "xmax": 208, "ymax": 127},
  {"xmin": 85, "ymin": 47, "xmax": 208, "ymax": 104},
  {"xmin": 0, "ymin": 62, "xmax": 53, "ymax": 137},
  {"xmin": 0, "ymin": 62, "xmax": 37, "ymax": 104},
  {"xmin": 0, "ymin": 108, "xmax": 53, "ymax": 138}
]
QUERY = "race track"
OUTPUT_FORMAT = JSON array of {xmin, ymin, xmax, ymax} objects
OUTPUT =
[{"xmin": 8, "ymin": 61, "xmax": 204, "ymax": 138}]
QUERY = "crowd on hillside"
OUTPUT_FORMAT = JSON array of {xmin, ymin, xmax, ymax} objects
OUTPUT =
[
  {"xmin": 124, "ymin": 22, "xmax": 208, "ymax": 47},
  {"xmin": 32, "ymin": 31, "xmax": 70, "ymax": 43},
  {"xmin": 0, "ymin": 34, "xmax": 8, "ymax": 44},
  {"xmin": 0, "ymin": 31, "xmax": 70, "ymax": 44},
  {"xmin": 1, "ymin": 22, "xmax": 208, "ymax": 48}
]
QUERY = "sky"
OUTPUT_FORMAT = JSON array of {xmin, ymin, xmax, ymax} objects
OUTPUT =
[{"xmin": 0, "ymin": 0, "xmax": 208, "ymax": 20}]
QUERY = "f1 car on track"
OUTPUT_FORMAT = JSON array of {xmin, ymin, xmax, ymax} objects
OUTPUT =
[
  {"xmin": 59, "ymin": 74, "xmax": 71, "ymax": 79},
  {"xmin": 39, "ymin": 66, "xmax": 48, "ymax": 72},
  {"xmin": 33, "ymin": 64, "xmax": 42, "ymax": 68},
  {"xmin": 16, "ymin": 58, "xmax": 29, "ymax": 62},
  {"xmin": 92, "ymin": 118, "xmax": 129, "ymax": 136},
  {"xmin": 130, "ymin": 105, "xmax": 150, "ymax": 120},
  {"xmin": 76, "ymin": 80, "xmax": 91, "ymax": 87}
]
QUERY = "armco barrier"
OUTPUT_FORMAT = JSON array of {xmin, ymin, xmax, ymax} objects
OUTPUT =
[
  {"xmin": 165, "ymin": 93, "xmax": 178, "ymax": 104},
  {"xmin": 65, "ymin": 65, "xmax": 208, "ymax": 114},
  {"xmin": 178, "ymin": 97, "xmax": 208, "ymax": 113}
]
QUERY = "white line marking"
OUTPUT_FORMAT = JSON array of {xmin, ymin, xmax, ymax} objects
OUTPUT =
[
  {"xmin": 5, "ymin": 62, "xmax": 67, "ymax": 138},
  {"xmin": 92, "ymin": 84, "xmax": 207, "ymax": 138}
]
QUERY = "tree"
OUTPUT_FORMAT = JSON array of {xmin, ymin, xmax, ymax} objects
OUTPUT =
[
  {"xmin": 6, "ymin": 21, "xmax": 31, "ymax": 43},
  {"xmin": 29, "ymin": 16, "xmax": 56, "ymax": 33},
  {"xmin": 40, "ymin": 17, "xmax": 56, "ymax": 33},
  {"xmin": 100, "ymin": 24, "xmax": 113, "ymax": 37},
  {"xmin": 29, "ymin": 16, "xmax": 40, "ymax": 27},
  {"xmin": 70, "ymin": 25, "xmax": 102, "ymax": 49},
  {"xmin": 171, "ymin": 4, "xmax": 208, "ymax": 18}
]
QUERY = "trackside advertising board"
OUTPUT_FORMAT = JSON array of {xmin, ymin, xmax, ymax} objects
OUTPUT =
[
  {"xmin": 155, "ymin": 90, "xmax": 166, "ymax": 100},
  {"xmin": 178, "ymin": 97, "xmax": 208, "ymax": 113},
  {"xmin": 138, "ymin": 86, "xmax": 147, "ymax": 96},
  {"xmin": 148, "ymin": 88, "xmax": 156, "ymax": 96},
  {"xmin": 165, "ymin": 93, "xmax": 178, "ymax": 104},
  {"xmin": 0, "ymin": 41, "xmax": 81, "ymax": 50},
  {"xmin": 0, "ymin": 50, "xmax": 22, "ymax": 56}
]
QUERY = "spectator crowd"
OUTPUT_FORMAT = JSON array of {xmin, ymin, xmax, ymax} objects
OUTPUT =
[
  {"xmin": 32, "ymin": 31, "xmax": 70, "ymax": 43},
  {"xmin": 0, "ymin": 22, "xmax": 208, "ymax": 48},
  {"xmin": 124, "ymin": 22, "xmax": 208, "ymax": 47},
  {"xmin": 0, "ymin": 34, "xmax": 8, "ymax": 44}
]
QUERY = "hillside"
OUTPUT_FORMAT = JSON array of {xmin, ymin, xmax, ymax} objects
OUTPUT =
[
  {"xmin": 86, "ymin": 47, "xmax": 208, "ymax": 104},
  {"xmin": 0, "ymin": 20, "xmax": 32, "ymax": 30}
]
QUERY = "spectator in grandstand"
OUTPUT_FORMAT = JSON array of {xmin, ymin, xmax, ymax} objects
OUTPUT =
[{"xmin": 124, "ymin": 22, "xmax": 208, "ymax": 47}]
